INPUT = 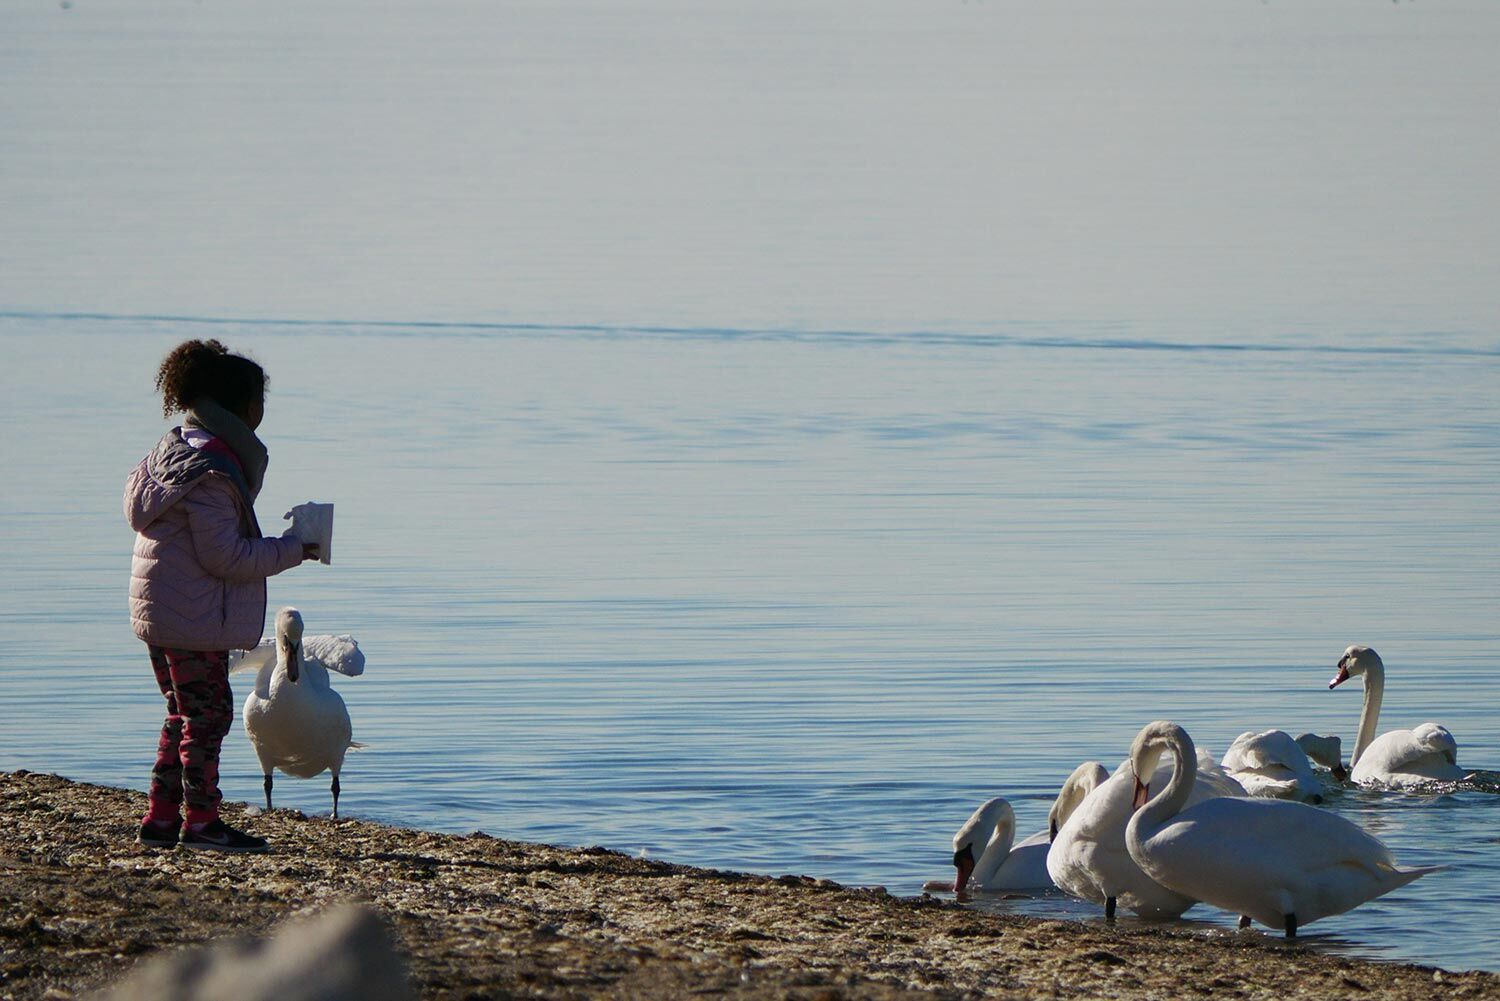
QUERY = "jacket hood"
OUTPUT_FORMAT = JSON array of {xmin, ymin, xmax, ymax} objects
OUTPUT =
[{"xmin": 125, "ymin": 429, "xmax": 252, "ymax": 533}]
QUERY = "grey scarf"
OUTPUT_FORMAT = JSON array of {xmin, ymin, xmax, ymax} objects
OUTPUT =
[{"xmin": 184, "ymin": 397, "xmax": 269, "ymax": 501}]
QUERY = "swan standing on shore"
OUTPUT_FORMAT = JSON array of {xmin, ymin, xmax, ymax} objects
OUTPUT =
[
  {"xmin": 1047, "ymin": 746, "xmax": 1246, "ymax": 919},
  {"xmin": 1048, "ymin": 761, "xmax": 1111, "ymax": 840},
  {"xmin": 1328, "ymin": 646, "xmax": 1467, "ymax": 788},
  {"xmin": 1125, "ymin": 720, "xmax": 1441, "ymax": 937},
  {"xmin": 1221, "ymin": 729, "xmax": 1325, "ymax": 802},
  {"xmin": 237, "ymin": 607, "xmax": 362, "ymax": 817}
]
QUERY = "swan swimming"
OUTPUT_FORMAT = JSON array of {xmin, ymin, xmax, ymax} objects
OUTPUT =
[
  {"xmin": 929, "ymin": 762, "xmax": 1111, "ymax": 895},
  {"xmin": 237, "ymin": 607, "xmax": 362, "ymax": 817},
  {"xmin": 1047, "ymin": 744, "xmax": 1246, "ymax": 919},
  {"xmin": 1328, "ymin": 645, "xmax": 1467, "ymax": 788},
  {"xmin": 1125, "ymin": 720, "xmax": 1442, "ymax": 937},
  {"xmin": 1293, "ymin": 732, "xmax": 1348, "ymax": 782},
  {"xmin": 1221, "ymin": 729, "xmax": 1326, "ymax": 802}
]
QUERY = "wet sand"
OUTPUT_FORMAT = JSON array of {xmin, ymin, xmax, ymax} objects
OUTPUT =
[{"xmin": 2, "ymin": 770, "xmax": 1494, "ymax": 1000}]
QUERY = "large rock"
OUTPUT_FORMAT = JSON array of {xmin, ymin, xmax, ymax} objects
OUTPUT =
[{"xmin": 93, "ymin": 903, "xmax": 416, "ymax": 1001}]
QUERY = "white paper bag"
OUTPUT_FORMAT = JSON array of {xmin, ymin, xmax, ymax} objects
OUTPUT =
[{"xmin": 284, "ymin": 502, "xmax": 334, "ymax": 565}]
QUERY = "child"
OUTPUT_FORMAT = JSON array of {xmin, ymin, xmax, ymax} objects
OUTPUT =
[{"xmin": 124, "ymin": 339, "xmax": 318, "ymax": 852}]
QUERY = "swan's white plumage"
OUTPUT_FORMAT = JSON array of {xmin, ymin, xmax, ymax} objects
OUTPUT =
[
  {"xmin": 950, "ymin": 798, "xmax": 1052, "ymax": 892},
  {"xmin": 1125, "ymin": 720, "xmax": 1441, "ymax": 933},
  {"xmin": 1046, "ymin": 748, "xmax": 1246, "ymax": 918},
  {"xmin": 242, "ymin": 608, "xmax": 357, "ymax": 813},
  {"xmin": 1352, "ymin": 723, "xmax": 1462, "ymax": 785},
  {"xmin": 1047, "ymin": 761, "xmax": 1110, "ymax": 841},
  {"xmin": 941, "ymin": 763, "xmax": 1109, "ymax": 895},
  {"xmin": 1294, "ymin": 733, "xmax": 1346, "ymax": 778},
  {"xmin": 1221, "ymin": 729, "xmax": 1323, "ymax": 801},
  {"xmin": 1330, "ymin": 646, "xmax": 1466, "ymax": 788},
  {"xmin": 231, "ymin": 633, "xmax": 365, "ymax": 677}
]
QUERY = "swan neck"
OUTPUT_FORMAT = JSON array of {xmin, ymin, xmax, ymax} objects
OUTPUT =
[
  {"xmin": 1137, "ymin": 730, "xmax": 1195, "ymax": 833},
  {"xmin": 1352, "ymin": 666, "xmax": 1384, "ymax": 767},
  {"xmin": 973, "ymin": 815, "xmax": 1015, "ymax": 885}
]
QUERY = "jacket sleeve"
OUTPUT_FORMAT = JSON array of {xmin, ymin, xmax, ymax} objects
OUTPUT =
[{"xmin": 183, "ymin": 476, "xmax": 305, "ymax": 582}]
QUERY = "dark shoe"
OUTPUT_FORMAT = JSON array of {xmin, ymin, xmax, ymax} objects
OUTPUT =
[
  {"xmin": 180, "ymin": 820, "xmax": 269, "ymax": 853},
  {"xmin": 137, "ymin": 819, "xmax": 180, "ymax": 848}
]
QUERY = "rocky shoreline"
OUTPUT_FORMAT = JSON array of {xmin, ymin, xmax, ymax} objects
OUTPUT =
[{"xmin": 1, "ymin": 770, "xmax": 1494, "ymax": 1000}]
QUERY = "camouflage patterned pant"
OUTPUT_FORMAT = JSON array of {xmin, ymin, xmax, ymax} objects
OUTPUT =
[{"xmin": 145, "ymin": 646, "xmax": 233, "ymax": 827}]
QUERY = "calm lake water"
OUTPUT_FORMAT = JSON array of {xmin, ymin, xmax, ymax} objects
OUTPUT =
[
  {"xmin": 1, "ymin": 319, "xmax": 1497, "ymax": 973},
  {"xmin": 3, "ymin": 0, "xmax": 1499, "ymax": 977}
]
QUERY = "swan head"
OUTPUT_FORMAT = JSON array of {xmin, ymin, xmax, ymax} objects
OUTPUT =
[
  {"xmin": 275, "ymin": 606, "xmax": 304, "ymax": 683},
  {"xmin": 1048, "ymin": 761, "xmax": 1108, "ymax": 840},
  {"xmin": 951, "ymin": 797, "xmax": 1013, "ymax": 895},
  {"xmin": 1128, "ymin": 721, "xmax": 1192, "ymax": 809},
  {"xmin": 1329, "ymin": 645, "xmax": 1382, "ymax": 690},
  {"xmin": 1295, "ymin": 732, "xmax": 1348, "ymax": 781}
]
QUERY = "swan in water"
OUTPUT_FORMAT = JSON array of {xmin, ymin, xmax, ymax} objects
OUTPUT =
[
  {"xmin": 1047, "ymin": 744, "xmax": 1246, "ymax": 919},
  {"xmin": 238, "ymin": 607, "xmax": 361, "ymax": 817},
  {"xmin": 926, "ymin": 762, "xmax": 1109, "ymax": 895},
  {"xmin": 1328, "ymin": 645, "xmax": 1467, "ymax": 788},
  {"xmin": 1221, "ymin": 729, "xmax": 1326, "ymax": 802},
  {"xmin": 1125, "ymin": 720, "xmax": 1442, "ymax": 937},
  {"xmin": 944, "ymin": 798, "xmax": 1053, "ymax": 894},
  {"xmin": 1294, "ymin": 732, "xmax": 1348, "ymax": 782}
]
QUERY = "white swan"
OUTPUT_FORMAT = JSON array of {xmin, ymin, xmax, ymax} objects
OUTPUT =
[
  {"xmin": 239, "ymin": 607, "xmax": 359, "ymax": 817},
  {"xmin": 1221, "ymin": 730, "xmax": 1325, "ymax": 802},
  {"xmin": 1294, "ymin": 732, "xmax": 1348, "ymax": 782},
  {"xmin": 926, "ymin": 763, "xmax": 1109, "ymax": 895},
  {"xmin": 1047, "ymin": 760, "xmax": 1111, "ymax": 840},
  {"xmin": 945, "ymin": 798, "xmax": 1053, "ymax": 893},
  {"xmin": 1125, "ymin": 720, "xmax": 1442, "ymax": 937},
  {"xmin": 1329, "ymin": 645, "xmax": 1466, "ymax": 788},
  {"xmin": 1047, "ymin": 745, "xmax": 1246, "ymax": 919}
]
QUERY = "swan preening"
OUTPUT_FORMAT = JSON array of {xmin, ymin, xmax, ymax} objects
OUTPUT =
[
  {"xmin": 934, "ymin": 644, "xmax": 1452, "ymax": 938},
  {"xmin": 1125, "ymin": 721, "xmax": 1442, "ymax": 937},
  {"xmin": 1329, "ymin": 646, "xmax": 1467, "ymax": 788},
  {"xmin": 1046, "ymin": 748, "xmax": 1246, "ymax": 919},
  {"xmin": 236, "ymin": 607, "xmax": 362, "ymax": 817}
]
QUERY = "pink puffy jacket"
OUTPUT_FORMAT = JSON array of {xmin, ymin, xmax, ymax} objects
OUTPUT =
[{"xmin": 125, "ymin": 429, "xmax": 303, "ymax": 651}]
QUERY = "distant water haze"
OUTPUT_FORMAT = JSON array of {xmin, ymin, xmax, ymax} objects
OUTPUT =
[{"xmin": 3, "ymin": 0, "xmax": 1498, "ymax": 334}]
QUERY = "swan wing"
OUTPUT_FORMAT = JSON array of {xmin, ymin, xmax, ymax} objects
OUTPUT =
[
  {"xmin": 1410, "ymin": 723, "xmax": 1459, "ymax": 763},
  {"xmin": 301, "ymin": 634, "xmax": 366, "ymax": 677},
  {"xmin": 989, "ymin": 833, "xmax": 1054, "ymax": 891},
  {"xmin": 1220, "ymin": 730, "xmax": 1318, "ymax": 799},
  {"xmin": 1222, "ymin": 730, "xmax": 1305, "ymax": 773},
  {"xmin": 229, "ymin": 641, "xmax": 276, "ymax": 676},
  {"xmin": 1352, "ymin": 726, "xmax": 1465, "ymax": 784},
  {"xmin": 1135, "ymin": 798, "xmax": 1425, "ymax": 926}
]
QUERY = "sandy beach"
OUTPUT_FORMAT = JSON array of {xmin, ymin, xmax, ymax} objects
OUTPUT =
[{"xmin": 1, "ymin": 770, "xmax": 1494, "ymax": 1000}]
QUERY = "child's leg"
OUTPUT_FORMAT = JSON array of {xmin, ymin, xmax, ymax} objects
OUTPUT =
[
  {"xmin": 162, "ymin": 648, "xmax": 234, "ymax": 828},
  {"xmin": 145, "ymin": 645, "xmax": 186, "ymax": 825}
]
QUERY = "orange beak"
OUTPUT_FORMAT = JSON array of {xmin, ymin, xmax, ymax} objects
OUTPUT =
[{"xmin": 1132, "ymin": 779, "xmax": 1150, "ymax": 810}]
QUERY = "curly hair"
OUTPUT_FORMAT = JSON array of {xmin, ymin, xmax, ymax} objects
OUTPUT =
[{"xmin": 154, "ymin": 339, "xmax": 267, "ymax": 418}]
